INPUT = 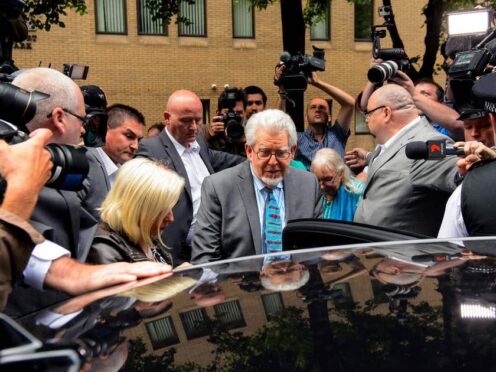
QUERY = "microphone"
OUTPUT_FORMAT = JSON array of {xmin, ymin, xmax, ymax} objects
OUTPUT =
[{"xmin": 405, "ymin": 140, "xmax": 465, "ymax": 160}]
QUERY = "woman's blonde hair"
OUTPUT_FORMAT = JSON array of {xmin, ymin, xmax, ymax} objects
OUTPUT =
[
  {"xmin": 100, "ymin": 158, "xmax": 185, "ymax": 247},
  {"xmin": 311, "ymin": 148, "xmax": 361, "ymax": 193}
]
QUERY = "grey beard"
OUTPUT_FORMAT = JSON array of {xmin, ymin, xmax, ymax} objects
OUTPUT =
[{"xmin": 261, "ymin": 176, "xmax": 283, "ymax": 188}]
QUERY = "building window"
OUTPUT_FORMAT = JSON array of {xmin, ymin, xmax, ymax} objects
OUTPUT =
[
  {"xmin": 262, "ymin": 293, "xmax": 284, "ymax": 319},
  {"xmin": 214, "ymin": 300, "xmax": 246, "ymax": 330},
  {"xmin": 146, "ymin": 317, "xmax": 179, "ymax": 349},
  {"xmin": 354, "ymin": 0, "xmax": 373, "ymax": 41},
  {"xmin": 310, "ymin": 2, "xmax": 330, "ymax": 41},
  {"xmin": 232, "ymin": 0, "xmax": 254, "ymax": 38},
  {"xmin": 95, "ymin": 0, "xmax": 127, "ymax": 34},
  {"xmin": 178, "ymin": 0, "xmax": 207, "ymax": 37},
  {"xmin": 180, "ymin": 308, "xmax": 209, "ymax": 339},
  {"xmin": 332, "ymin": 282, "xmax": 354, "ymax": 310},
  {"xmin": 137, "ymin": 0, "xmax": 167, "ymax": 35}
]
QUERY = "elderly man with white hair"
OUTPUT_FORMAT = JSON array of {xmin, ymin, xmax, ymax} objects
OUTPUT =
[{"xmin": 191, "ymin": 109, "xmax": 322, "ymax": 263}]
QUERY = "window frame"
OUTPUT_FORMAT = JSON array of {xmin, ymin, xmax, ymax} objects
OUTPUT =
[
  {"xmin": 232, "ymin": 0, "xmax": 255, "ymax": 39},
  {"xmin": 145, "ymin": 316, "xmax": 180, "ymax": 350},
  {"xmin": 354, "ymin": 0, "xmax": 374, "ymax": 42},
  {"xmin": 136, "ymin": 0, "xmax": 168, "ymax": 36},
  {"xmin": 178, "ymin": 0, "xmax": 208, "ymax": 37},
  {"xmin": 310, "ymin": 1, "xmax": 331, "ymax": 41},
  {"xmin": 94, "ymin": 0, "xmax": 128, "ymax": 35}
]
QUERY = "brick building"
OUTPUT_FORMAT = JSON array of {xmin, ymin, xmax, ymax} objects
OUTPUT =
[{"xmin": 12, "ymin": 0, "xmax": 433, "ymax": 150}]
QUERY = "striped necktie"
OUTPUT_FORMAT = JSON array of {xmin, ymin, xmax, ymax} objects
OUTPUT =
[{"xmin": 262, "ymin": 187, "xmax": 283, "ymax": 253}]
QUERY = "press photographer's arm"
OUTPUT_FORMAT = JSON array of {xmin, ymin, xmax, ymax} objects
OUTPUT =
[{"xmin": 0, "ymin": 129, "xmax": 53, "ymax": 309}]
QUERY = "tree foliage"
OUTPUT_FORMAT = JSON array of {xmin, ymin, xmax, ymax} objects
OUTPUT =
[{"xmin": 22, "ymin": 0, "xmax": 87, "ymax": 31}]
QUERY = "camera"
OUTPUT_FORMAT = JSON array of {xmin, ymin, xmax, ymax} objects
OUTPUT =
[
  {"xmin": 218, "ymin": 87, "xmax": 244, "ymax": 140},
  {"xmin": 367, "ymin": 6, "xmax": 411, "ymax": 84},
  {"xmin": 274, "ymin": 45, "xmax": 326, "ymax": 92},
  {"xmin": 367, "ymin": 60, "xmax": 410, "ymax": 83},
  {"xmin": 0, "ymin": 82, "xmax": 89, "ymax": 197},
  {"xmin": 445, "ymin": 9, "xmax": 496, "ymax": 110}
]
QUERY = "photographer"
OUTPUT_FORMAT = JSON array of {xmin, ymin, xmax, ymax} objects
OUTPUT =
[
  {"xmin": 204, "ymin": 87, "xmax": 247, "ymax": 156},
  {"xmin": 0, "ymin": 128, "xmax": 52, "ymax": 309},
  {"xmin": 275, "ymin": 67, "xmax": 355, "ymax": 169}
]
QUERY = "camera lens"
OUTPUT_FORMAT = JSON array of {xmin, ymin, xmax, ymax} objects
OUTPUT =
[
  {"xmin": 0, "ymin": 82, "xmax": 49, "ymax": 130},
  {"xmin": 46, "ymin": 144, "xmax": 89, "ymax": 191},
  {"xmin": 367, "ymin": 60, "xmax": 399, "ymax": 84}
]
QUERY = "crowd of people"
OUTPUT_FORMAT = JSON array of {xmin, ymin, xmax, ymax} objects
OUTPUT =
[{"xmin": 2, "ymin": 48, "xmax": 496, "ymax": 317}]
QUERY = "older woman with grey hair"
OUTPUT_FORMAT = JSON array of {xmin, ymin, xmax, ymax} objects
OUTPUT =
[{"xmin": 311, "ymin": 148, "xmax": 365, "ymax": 221}]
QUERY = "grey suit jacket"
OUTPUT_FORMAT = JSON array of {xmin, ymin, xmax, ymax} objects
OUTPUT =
[
  {"xmin": 191, "ymin": 162, "xmax": 323, "ymax": 263},
  {"xmin": 136, "ymin": 131, "xmax": 244, "ymax": 261},
  {"xmin": 354, "ymin": 117, "xmax": 458, "ymax": 236},
  {"xmin": 77, "ymin": 147, "xmax": 112, "ymax": 220}
]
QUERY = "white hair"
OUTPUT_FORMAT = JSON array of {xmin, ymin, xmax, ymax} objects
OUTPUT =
[
  {"xmin": 311, "ymin": 148, "xmax": 362, "ymax": 193},
  {"xmin": 245, "ymin": 109, "xmax": 297, "ymax": 148},
  {"xmin": 12, "ymin": 67, "xmax": 80, "ymax": 130},
  {"xmin": 260, "ymin": 269, "xmax": 310, "ymax": 292}
]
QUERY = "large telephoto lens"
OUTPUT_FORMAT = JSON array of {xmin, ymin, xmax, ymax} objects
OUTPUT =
[
  {"xmin": 0, "ymin": 82, "xmax": 49, "ymax": 130},
  {"xmin": 46, "ymin": 144, "xmax": 89, "ymax": 191},
  {"xmin": 367, "ymin": 60, "xmax": 399, "ymax": 84}
]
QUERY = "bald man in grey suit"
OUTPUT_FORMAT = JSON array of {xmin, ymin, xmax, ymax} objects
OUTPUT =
[
  {"xmin": 192, "ymin": 110, "xmax": 322, "ymax": 263},
  {"xmin": 354, "ymin": 84, "xmax": 458, "ymax": 236}
]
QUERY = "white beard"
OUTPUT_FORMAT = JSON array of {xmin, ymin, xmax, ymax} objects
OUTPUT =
[{"xmin": 261, "ymin": 176, "xmax": 283, "ymax": 188}]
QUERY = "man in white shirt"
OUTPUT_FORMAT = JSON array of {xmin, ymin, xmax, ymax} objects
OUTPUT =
[{"xmin": 81, "ymin": 103, "xmax": 145, "ymax": 219}]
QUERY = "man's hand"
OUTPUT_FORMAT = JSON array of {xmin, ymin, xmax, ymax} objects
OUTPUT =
[
  {"xmin": 0, "ymin": 128, "xmax": 53, "ymax": 219},
  {"xmin": 208, "ymin": 116, "xmax": 225, "ymax": 137},
  {"xmin": 388, "ymin": 70, "xmax": 415, "ymax": 96},
  {"xmin": 454, "ymin": 141, "xmax": 496, "ymax": 176},
  {"xmin": 345, "ymin": 148, "xmax": 369, "ymax": 170},
  {"xmin": 45, "ymin": 257, "xmax": 173, "ymax": 295}
]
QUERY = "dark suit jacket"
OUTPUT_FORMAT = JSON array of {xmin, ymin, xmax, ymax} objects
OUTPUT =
[
  {"xmin": 191, "ymin": 162, "xmax": 323, "ymax": 263},
  {"xmin": 136, "ymin": 131, "xmax": 243, "ymax": 261},
  {"xmin": 77, "ymin": 147, "xmax": 112, "ymax": 220},
  {"xmin": 354, "ymin": 117, "xmax": 458, "ymax": 236}
]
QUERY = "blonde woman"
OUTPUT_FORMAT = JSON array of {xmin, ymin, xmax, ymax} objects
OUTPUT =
[
  {"xmin": 311, "ymin": 148, "xmax": 365, "ymax": 221},
  {"xmin": 87, "ymin": 158, "xmax": 185, "ymax": 267}
]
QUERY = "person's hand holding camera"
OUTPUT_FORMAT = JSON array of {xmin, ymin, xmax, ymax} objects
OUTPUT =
[
  {"xmin": 0, "ymin": 128, "xmax": 53, "ymax": 219},
  {"xmin": 208, "ymin": 115, "xmax": 225, "ymax": 137},
  {"xmin": 388, "ymin": 70, "xmax": 415, "ymax": 96}
]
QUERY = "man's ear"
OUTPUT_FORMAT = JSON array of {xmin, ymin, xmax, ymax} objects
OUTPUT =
[
  {"xmin": 48, "ymin": 107, "xmax": 66, "ymax": 135},
  {"xmin": 245, "ymin": 143, "xmax": 253, "ymax": 160},
  {"xmin": 290, "ymin": 144, "xmax": 297, "ymax": 158},
  {"xmin": 163, "ymin": 111, "xmax": 171, "ymax": 123}
]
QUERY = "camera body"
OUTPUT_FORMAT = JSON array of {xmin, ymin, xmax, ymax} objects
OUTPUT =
[
  {"xmin": 275, "ymin": 46, "xmax": 326, "ymax": 93},
  {"xmin": 219, "ymin": 89, "xmax": 244, "ymax": 140},
  {"xmin": 367, "ymin": 5, "xmax": 411, "ymax": 84}
]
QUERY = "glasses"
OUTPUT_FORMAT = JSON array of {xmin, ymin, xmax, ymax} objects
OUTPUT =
[
  {"xmin": 47, "ymin": 108, "xmax": 88, "ymax": 124},
  {"xmin": 253, "ymin": 147, "xmax": 292, "ymax": 160},
  {"xmin": 363, "ymin": 105, "xmax": 386, "ymax": 119}
]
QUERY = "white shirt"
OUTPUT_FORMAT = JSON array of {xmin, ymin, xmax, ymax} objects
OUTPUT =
[
  {"xmin": 95, "ymin": 147, "xmax": 119, "ymax": 185},
  {"xmin": 23, "ymin": 240, "xmax": 71, "ymax": 289},
  {"xmin": 249, "ymin": 164, "xmax": 286, "ymax": 239},
  {"xmin": 165, "ymin": 128, "xmax": 210, "ymax": 241},
  {"xmin": 437, "ymin": 184, "xmax": 468, "ymax": 238}
]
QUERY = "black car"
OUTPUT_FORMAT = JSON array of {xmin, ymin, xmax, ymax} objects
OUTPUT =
[{"xmin": 2, "ymin": 221, "xmax": 496, "ymax": 372}]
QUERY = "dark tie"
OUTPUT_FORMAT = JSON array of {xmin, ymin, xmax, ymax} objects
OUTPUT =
[{"xmin": 262, "ymin": 187, "xmax": 283, "ymax": 254}]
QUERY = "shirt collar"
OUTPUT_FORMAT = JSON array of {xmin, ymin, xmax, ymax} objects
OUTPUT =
[
  {"xmin": 96, "ymin": 147, "xmax": 119, "ymax": 177},
  {"xmin": 165, "ymin": 127, "xmax": 200, "ymax": 156},
  {"xmin": 249, "ymin": 163, "xmax": 283, "ymax": 191},
  {"xmin": 383, "ymin": 116, "xmax": 421, "ymax": 149}
]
